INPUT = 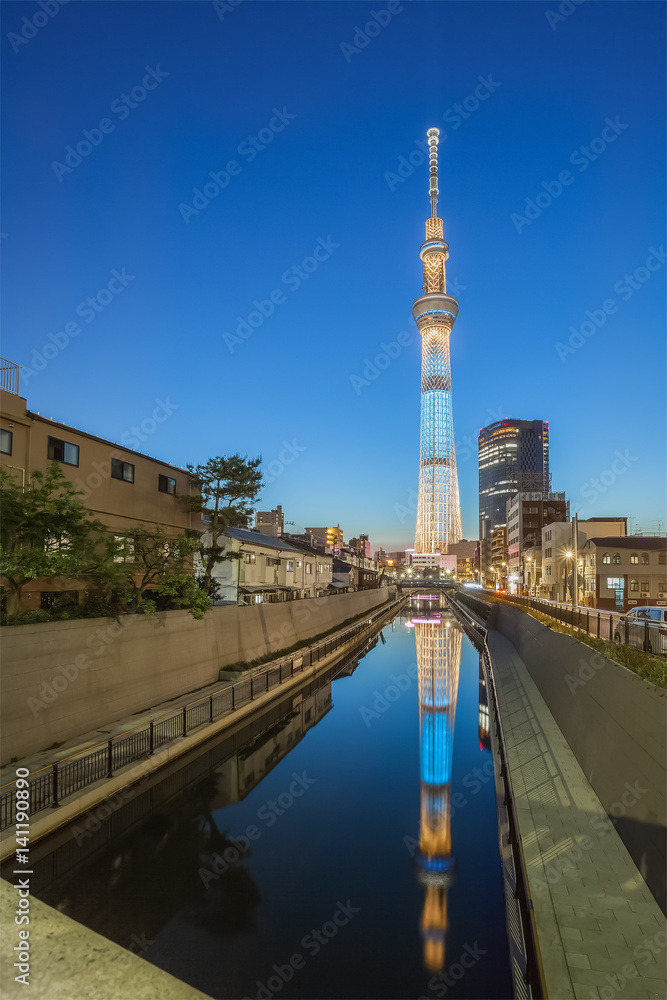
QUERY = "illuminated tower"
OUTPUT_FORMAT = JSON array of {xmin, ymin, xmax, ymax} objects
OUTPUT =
[
  {"xmin": 413, "ymin": 604, "xmax": 462, "ymax": 972},
  {"xmin": 414, "ymin": 128, "xmax": 462, "ymax": 559}
]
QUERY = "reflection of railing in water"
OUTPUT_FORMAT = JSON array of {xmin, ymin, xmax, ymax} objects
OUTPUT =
[
  {"xmin": 0, "ymin": 597, "xmax": 405, "ymax": 831},
  {"xmin": 445, "ymin": 593, "xmax": 546, "ymax": 1000}
]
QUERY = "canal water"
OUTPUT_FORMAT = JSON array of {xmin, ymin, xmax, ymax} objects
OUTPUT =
[{"xmin": 18, "ymin": 597, "xmax": 512, "ymax": 1000}]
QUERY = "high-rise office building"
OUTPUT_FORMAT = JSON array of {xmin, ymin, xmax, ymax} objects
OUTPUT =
[{"xmin": 478, "ymin": 419, "xmax": 550, "ymax": 580}]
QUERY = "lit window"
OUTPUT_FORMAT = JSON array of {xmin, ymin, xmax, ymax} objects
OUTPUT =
[
  {"xmin": 159, "ymin": 475, "xmax": 176, "ymax": 495},
  {"xmin": 306, "ymin": 563, "xmax": 313, "ymax": 574},
  {"xmin": 630, "ymin": 579, "xmax": 639, "ymax": 592},
  {"xmin": 111, "ymin": 459, "xmax": 134, "ymax": 483},
  {"xmin": 630, "ymin": 553, "xmax": 638, "ymax": 565},
  {"xmin": 244, "ymin": 553, "xmax": 256, "ymax": 564},
  {"xmin": 48, "ymin": 436, "xmax": 79, "ymax": 467},
  {"xmin": 602, "ymin": 553, "xmax": 610, "ymax": 564},
  {"xmin": 0, "ymin": 429, "xmax": 12, "ymax": 455},
  {"xmin": 285, "ymin": 561, "xmax": 294, "ymax": 573}
]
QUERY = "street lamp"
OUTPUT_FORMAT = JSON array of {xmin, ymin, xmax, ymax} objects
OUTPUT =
[{"xmin": 565, "ymin": 551, "xmax": 573, "ymax": 607}]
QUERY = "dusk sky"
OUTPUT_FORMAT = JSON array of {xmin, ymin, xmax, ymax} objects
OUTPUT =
[{"xmin": 3, "ymin": 0, "xmax": 665, "ymax": 550}]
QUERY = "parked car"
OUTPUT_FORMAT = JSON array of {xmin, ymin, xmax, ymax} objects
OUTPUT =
[{"xmin": 613, "ymin": 607, "xmax": 667, "ymax": 655}]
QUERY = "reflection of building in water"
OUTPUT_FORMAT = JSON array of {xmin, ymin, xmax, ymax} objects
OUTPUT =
[
  {"xmin": 478, "ymin": 658, "xmax": 490, "ymax": 751},
  {"xmin": 414, "ymin": 602, "xmax": 462, "ymax": 973},
  {"xmin": 212, "ymin": 684, "xmax": 333, "ymax": 808}
]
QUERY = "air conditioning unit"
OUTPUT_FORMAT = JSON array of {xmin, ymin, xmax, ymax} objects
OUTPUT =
[{"xmin": 658, "ymin": 592, "xmax": 665, "ymax": 598}]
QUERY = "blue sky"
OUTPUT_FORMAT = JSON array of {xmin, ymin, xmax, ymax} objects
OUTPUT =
[{"xmin": 3, "ymin": 0, "xmax": 665, "ymax": 550}]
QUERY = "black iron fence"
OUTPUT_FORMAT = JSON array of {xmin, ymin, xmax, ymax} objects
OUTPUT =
[
  {"xmin": 496, "ymin": 593, "xmax": 666, "ymax": 657},
  {"xmin": 0, "ymin": 597, "xmax": 404, "ymax": 831},
  {"xmin": 448, "ymin": 595, "xmax": 546, "ymax": 1000}
]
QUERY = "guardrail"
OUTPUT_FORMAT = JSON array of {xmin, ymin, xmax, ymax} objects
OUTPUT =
[
  {"xmin": 447, "ymin": 594, "xmax": 546, "ymax": 1000},
  {"xmin": 0, "ymin": 596, "xmax": 405, "ymax": 831},
  {"xmin": 494, "ymin": 593, "xmax": 666, "ymax": 657}
]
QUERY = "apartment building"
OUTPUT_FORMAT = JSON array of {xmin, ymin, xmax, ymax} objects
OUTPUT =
[
  {"xmin": 580, "ymin": 536, "xmax": 667, "ymax": 611},
  {"xmin": 1, "ymin": 373, "xmax": 195, "ymax": 611},
  {"xmin": 542, "ymin": 517, "xmax": 627, "ymax": 602},
  {"xmin": 506, "ymin": 492, "xmax": 567, "ymax": 594}
]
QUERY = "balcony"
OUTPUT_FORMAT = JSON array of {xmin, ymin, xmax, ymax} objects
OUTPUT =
[{"xmin": 0, "ymin": 358, "xmax": 20, "ymax": 395}]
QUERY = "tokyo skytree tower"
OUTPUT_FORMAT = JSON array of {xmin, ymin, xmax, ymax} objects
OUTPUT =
[{"xmin": 414, "ymin": 128, "xmax": 463, "ymax": 555}]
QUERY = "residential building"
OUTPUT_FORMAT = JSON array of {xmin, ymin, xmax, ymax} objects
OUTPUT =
[
  {"xmin": 408, "ymin": 549, "xmax": 457, "ymax": 576},
  {"xmin": 580, "ymin": 537, "xmax": 667, "ymax": 611},
  {"xmin": 542, "ymin": 517, "xmax": 627, "ymax": 602},
  {"xmin": 478, "ymin": 419, "xmax": 550, "ymax": 583},
  {"xmin": 348, "ymin": 534, "xmax": 371, "ymax": 558},
  {"xmin": 305, "ymin": 524, "xmax": 343, "ymax": 553},
  {"xmin": 0, "ymin": 369, "xmax": 196, "ymax": 611},
  {"xmin": 506, "ymin": 492, "xmax": 567, "ymax": 594},
  {"xmin": 254, "ymin": 505, "xmax": 284, "ymax": 537},
  {"xmin": 490, "ymin": 527, "xmax": 508, "ymax": 589},
  {"xmin": 201, "ymin": 527, "xmax": 333, "ymax": 605}
]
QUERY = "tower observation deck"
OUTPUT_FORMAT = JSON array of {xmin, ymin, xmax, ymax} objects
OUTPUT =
[{"xmin": 413, "ymin": 128, "xmax": 463, "ymax": 559}]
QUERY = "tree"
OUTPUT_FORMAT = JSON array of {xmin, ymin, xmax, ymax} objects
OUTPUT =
[
  {"xmin": 179, "ymin": 455, "xmax": 263, "ymax": 595},
  {"xmin": 0, "ymin": 464, "xmax": 110, "ymax": 615},
  {"xmin": 109, "ymin": 524, "xmax": 208, "ymax": 618}
]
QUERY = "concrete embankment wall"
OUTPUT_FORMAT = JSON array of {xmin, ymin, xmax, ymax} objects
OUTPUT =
[
  {"xmin": 480, "ymin": 598, "xmax": 666, "ymax": 907},
  {"xmin": 1, "ymin": 589, "xmax": 389, "ymax": 763}
]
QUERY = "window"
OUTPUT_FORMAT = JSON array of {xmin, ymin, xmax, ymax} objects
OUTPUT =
[
  {"xmin": 244, "ymin": 553, "xmax": 256, "ymax": 565},
  {"xmin": 296, "ymin": 560, "xmax": 302, "ymax": 569},
  {"xmin": 602, "ymin": 553, "xmax": 610, "ymax": 564},
  {"xmin": 47, "ymin": 436, "xmax": 79, "ymax": 466},
  {"xmin": 305, "ymin": 563, "xmax": 313, "ymax": 574},
  {"xmin": 45, "ymin": 533, "xmax": 70, "ymax": 552},
  {"xmin": 612, "ymin": 553, "xmax": 621, "ymax": 565},
  {"xmin": 266, "ymin": 557, "xmax": 280, "ymax": 567},
  {"xmin": 113, "ymin": 535, "xmax": 135, "ymax": 563},
  {"xmin": 606, "ymin": 578, "xmax": 622, "ymax": 589},
  {"xmin": 41, "ymin": 590, "xmax": 79, "ymax": 610},
  {"xmin": 659, "ymin": 553, "xmax": 666, "ymax": 565},
  {"xmin": 0, "ymin": 429, "xmax": 12, "ymax": 455},
  {"xmin": 658, "ymin": 580, "xmax": 666, "ymax": 593},
  {"xmin": 640, "ymin": 553, "xmax": 649, "ymax": 565},
  {"xmin": 630, "ymin": 553, "xmax": 639, "ymax": 564},
  {"xmin": 159, "ymin": 475, "xmax": 176, "ymax": 495},
  {"xmin": 641, "ymin": 580, "xmax": 649, "ymax": 592},
  {"xmin": 111, "ymin": 458, "xmax": 134, "ymax": 483},
  {"xmin": 630, "ymin": 579, "xmax": 639, "ymax": 592},
  {"xmin": 285, "ymin": 561, "xmax": 294, "ymax": 573}
]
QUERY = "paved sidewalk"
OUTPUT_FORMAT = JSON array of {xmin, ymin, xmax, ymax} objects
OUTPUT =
[{"xmin": 487, "ymin": 629, "xmax": 666, "ymax": 1000}]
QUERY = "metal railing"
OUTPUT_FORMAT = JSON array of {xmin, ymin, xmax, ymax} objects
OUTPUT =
[
  {"xmin": 447, "ymin": 594, "xmax": 546, "ymax": 1000},
  {"xmin": 495, "ymin": 593, "xmax": 666, "ymax": 657},
  {"xmin": 0, "ymin": 358, "xmax": 20, "ymax": 395},
  {"xmin": 0, "ymin": 597, "xmax": 404, "ymax": 831}
]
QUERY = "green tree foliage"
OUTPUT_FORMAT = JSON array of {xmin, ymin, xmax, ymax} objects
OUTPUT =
[
  {"xmin": 179, "ymin": 455, "xmax": 263, "ymax": 595},
  {"xmin": 0, "ymin": 464, "xmax": 110, "ymax": 615},
  {"xmin": 109, "ymin": 525, "xmax": 208, "ymax": 618}
]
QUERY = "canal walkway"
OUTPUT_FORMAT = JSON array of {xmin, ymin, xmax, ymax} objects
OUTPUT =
[{"xmin": 486, "ymin": 627, "xmax": 666, "ymax": 1000}]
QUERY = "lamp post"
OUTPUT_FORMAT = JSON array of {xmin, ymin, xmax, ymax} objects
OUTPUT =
[
  {"xmin": 565, "ymin": 551, "xmax": 573, "ymax": 607},
  {"xmin": 526, "ymin": 555, "xmax": 532, "ymax": 596}
]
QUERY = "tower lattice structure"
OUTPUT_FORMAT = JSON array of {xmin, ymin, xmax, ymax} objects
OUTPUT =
[
  {"xmin": 414, "ymin": 606, "xmax": 462, "ymax": 973},
  {"xmin": 414, "ymin": 128, "xmax": 462, "ymax": 555}
]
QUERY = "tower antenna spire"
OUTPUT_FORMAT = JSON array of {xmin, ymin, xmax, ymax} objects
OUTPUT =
[{"xmin": 428, "ymin": 127, "xmax": 439, "ymax": 217}]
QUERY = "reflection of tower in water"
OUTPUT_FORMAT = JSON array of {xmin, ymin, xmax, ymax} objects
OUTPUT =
[{"xmin": 413, "ymin": 601, "xmax": 463, "ymax": 973}]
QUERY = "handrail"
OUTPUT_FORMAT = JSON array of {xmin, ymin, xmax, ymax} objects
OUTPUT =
[{"xmin": 1, "ymin": 595, "xmax": 405, "ymax": 823}]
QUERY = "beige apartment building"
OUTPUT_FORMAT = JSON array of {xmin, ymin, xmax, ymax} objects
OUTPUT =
[
  {"xmin": 541, "ymin": 517, "xmax": 627, "ymax": 603},
  {"xmin": 1, "ymin": 374, "xmax": 196, "ymax": 611},
  {"xmin": 203, "ymin": 527, "xmax": 334, "ymax": 604},
  {"xmin": 580, "ymin": 536, "xmax": 667, "ymax": 611}
]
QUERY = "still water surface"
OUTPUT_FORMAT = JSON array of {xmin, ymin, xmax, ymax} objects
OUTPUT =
[{"xmin": 21, "ymin": 599, "xmax": 512, "ymax": 999}]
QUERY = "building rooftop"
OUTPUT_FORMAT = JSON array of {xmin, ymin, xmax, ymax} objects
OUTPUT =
[
  {"xmin": 225, "ymin": 527, "xmax": 304, "ymax": 553},
  {"xmin": 584, "ymin": 536, "xmax": 666, "ymax": 550}
]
